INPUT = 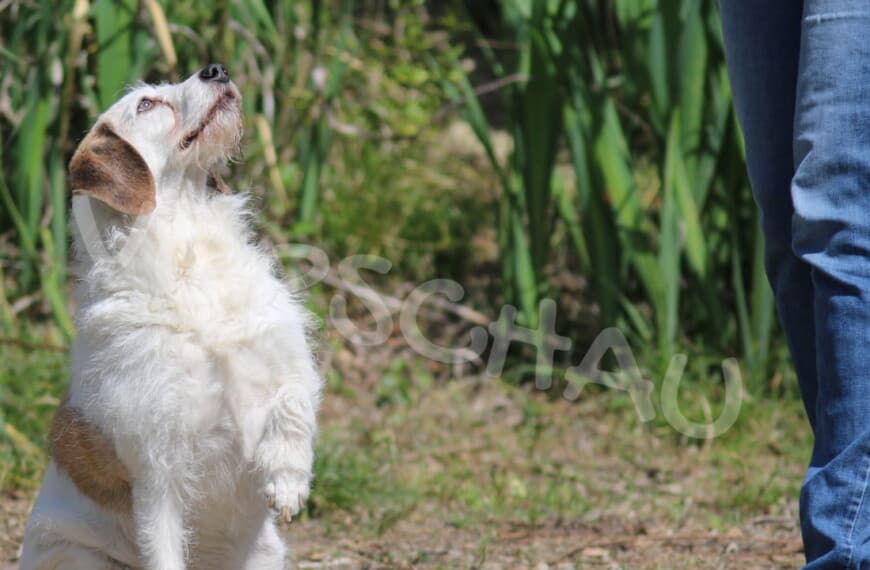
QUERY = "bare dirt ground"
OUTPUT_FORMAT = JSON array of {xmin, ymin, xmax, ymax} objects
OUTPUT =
[
  {"xmin": 0, "ymin": 352, "xmax": 809, "ymax": 569},
  {"xmin": 285, "ymin": 513, "xmax": 803, "ymax": 569},
  {"xmin": 0, "ymin": 489, "xmax": 805, "ymax": 570},
  {"xmin": 279, "ymin": 369, "xmax": 808, "ymax": 570}
]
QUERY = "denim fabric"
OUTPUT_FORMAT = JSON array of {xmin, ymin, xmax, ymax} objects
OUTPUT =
[{"xmin": 722, "ymin": 1, "xmax": 870, "ymax": 567}]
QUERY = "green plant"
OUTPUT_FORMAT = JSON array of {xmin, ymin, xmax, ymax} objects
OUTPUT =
[
  {"xmin": 0, "ymin": 0, "xmax": 781, "ymax": 397},
  {"xmin": 452, "ymin": 0, "xmax": 776, "ymax": 390},
  {"xmin": 0, "ymin": 342, "xmax": 67, "ymax": 489}
]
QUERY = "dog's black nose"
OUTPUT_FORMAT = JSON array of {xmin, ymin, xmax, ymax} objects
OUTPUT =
[{"xmin": 199, "ymin": 63, "xmax": 229, "ymax": 83}]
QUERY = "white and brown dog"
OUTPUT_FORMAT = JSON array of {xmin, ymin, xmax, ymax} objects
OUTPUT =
[{"xmin": 20, "ymin": 65, "xmax": 322, "ymax": 570}]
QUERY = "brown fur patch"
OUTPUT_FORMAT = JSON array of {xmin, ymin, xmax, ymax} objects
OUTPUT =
[
  {"xmin": 50, "ymin": 401, "xmax": 133, "ymax": 513},
  {"xmin": 70, "ymin": 122, "xmax": 156, "ymax": 215}
]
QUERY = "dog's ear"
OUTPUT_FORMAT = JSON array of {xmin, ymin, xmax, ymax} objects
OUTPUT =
[{"xmin": 70, "ymin": 123, "xmax": 156, "ymax": 215}]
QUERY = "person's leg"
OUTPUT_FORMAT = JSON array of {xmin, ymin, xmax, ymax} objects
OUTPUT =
[
  {"xmin": 792, "ymin": 2, "xmax": 870, "ymax": 566},
  {"xmin": 720, "ymin": 2, "xmax": 818, "ymax": 423}
]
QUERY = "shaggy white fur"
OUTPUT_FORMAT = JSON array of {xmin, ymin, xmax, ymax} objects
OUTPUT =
[{"xmin": 20, "ymin": 67, "xmax": 322, "ymax": 570}]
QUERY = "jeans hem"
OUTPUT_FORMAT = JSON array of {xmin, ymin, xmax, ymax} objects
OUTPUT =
[{"xmin": 843, "ymin": 453, "xmax": 870, "ymax": 568}]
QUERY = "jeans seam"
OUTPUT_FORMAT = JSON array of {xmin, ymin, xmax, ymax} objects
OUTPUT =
[
  {"xmin": 844, "ymin": 453, "xmax": 870, "ymax": 568},
  {"xmin": 804, "ymin": 11, "xmax": 870, "ymax": 24}
]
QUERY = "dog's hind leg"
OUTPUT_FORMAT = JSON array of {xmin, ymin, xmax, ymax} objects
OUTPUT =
[
  {"xmin": 223, "ymin": 517, "xmax": 286, "ymax": 570},
  {"xmin": 132, "ymin": 477, "xmax": 187, "ymax": 570},
  {"xmin": 21, "ymin": 464, "xmax": 140, "ymax": 570},
  {"xmin": 20, "ymin": 542, "xmax": 127, "ymax": 570},
  {"xmin": 242, "ymin": 520, "xmax": 286, "ymax": 570}
]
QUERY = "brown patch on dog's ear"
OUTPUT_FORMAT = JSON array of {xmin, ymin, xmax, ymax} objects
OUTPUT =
[
  {"xmin": 70, "ymin": 123, "xmax": 156, "ymax": 215},
  {"xmin": 50, "ymin": 399, "xmax": 133, "ymax": 513}
]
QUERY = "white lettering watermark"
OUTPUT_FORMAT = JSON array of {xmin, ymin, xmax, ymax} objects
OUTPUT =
[{"xmin": 75, "ymin": 213, "xmax": 744, "ymax": 440}]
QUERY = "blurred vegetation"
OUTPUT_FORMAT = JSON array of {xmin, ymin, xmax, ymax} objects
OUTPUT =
[
  {"xmin": 0, "ymin": 0, "xmax": 798, "ymax": 488},
  {"xmin": 454, "ymin": 1, "xmax": 776, "ymax": 382}
]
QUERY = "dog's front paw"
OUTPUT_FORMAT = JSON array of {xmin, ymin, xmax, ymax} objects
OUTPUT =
[{"xmin": 263, "ymin": 470, "xmax": 310, "ymax": 524}]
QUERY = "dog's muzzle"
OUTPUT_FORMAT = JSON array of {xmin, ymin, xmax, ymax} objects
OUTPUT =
[{"xmin": 199, "ymin": 63, "xmax": 230, "ymax": 84}]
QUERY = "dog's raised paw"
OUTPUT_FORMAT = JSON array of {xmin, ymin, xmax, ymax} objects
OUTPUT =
[{"xmin": 263, "ymin": 470, "xmax": 310, "ymax": 524}]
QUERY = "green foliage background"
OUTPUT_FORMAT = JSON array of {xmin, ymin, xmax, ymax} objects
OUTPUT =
[{"xmin": 0, "ymin": 0, "xmax": 796, "ymax": 486}]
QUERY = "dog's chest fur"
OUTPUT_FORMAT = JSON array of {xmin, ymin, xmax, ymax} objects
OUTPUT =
[
  {"xmin": 83, "ymin": 193, "xmax": 270, "ymax": 330},
  {"xmin": 70, "ymin": 191, "xmax": 306, "ymax": 476}
]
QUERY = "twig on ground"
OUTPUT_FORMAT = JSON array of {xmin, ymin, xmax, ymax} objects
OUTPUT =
[
  {"xmin": 319, "ymin": 271, "xmax": 491, "ymax": 327},
  {"xmin": 404, "ymin": 442, "xmax": 490, "ymax": 463},
  {"xmin": 548, "ymin": 533, "xmax": 803, "ymax": 564}
]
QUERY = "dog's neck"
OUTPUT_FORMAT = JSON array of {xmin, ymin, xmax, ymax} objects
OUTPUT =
[
  {"xmin": 157, "ymin": 164, "xmax": 212, "ymax": 198},
  {"xmin": 70, "ymin": 164, "xmax": 235, "ymax": 275}
]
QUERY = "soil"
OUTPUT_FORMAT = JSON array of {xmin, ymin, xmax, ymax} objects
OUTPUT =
[
  {"xmin": 0, "ymin": 336, "xmax": 809, "ymax": 569},
  {"xmin": 0, "ymin": 495, "xmax": 804, "ymax": 569}
]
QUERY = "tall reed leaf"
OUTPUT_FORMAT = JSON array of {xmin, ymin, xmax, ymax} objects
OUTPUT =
[{"xmin": 95, "ymin": 0, "xmax": 136, "ymax": 110}]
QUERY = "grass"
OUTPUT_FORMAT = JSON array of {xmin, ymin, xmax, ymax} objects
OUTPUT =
[
  {"xmin": 0, "ymin": 284, "xmax": 808, "ymax": 518},
  {"xmin": 0, "ymin": 317, "xmax": 811, "ymax": 515},
  {"xmin": 0, "ymin": 341, "xmax": 67, "ymax": 490},
  {"xmin": 0, "ymin": 309, "xmax": 810, "ymax": 567},
  {"xmin": 298, "ymin": 353, "xmax": 809, "ymax": 567},
  {"xmin": 311, "ymin": 348, "xmax": 810, "ymax": 532}
]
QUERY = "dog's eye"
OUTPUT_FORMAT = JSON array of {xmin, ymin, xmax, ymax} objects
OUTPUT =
[{"xmin": 137, "ymin": 98, "xmax": 156, "ymax": 114}]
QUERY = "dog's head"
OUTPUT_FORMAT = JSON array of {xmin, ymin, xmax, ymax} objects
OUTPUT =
[{"xmin": 70, "ymin": 64, "xmax": 242, "ymax": 215}]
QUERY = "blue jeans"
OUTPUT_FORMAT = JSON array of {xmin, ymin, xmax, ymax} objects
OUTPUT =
[{"xmin": 722, "ymin": 1, "xmax": 870, "ymax": 567}]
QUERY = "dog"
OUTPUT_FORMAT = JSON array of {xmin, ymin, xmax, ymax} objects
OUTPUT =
[{"xmin": 19, "ymin": 64, "xmax": 323, "ymax": 570}]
